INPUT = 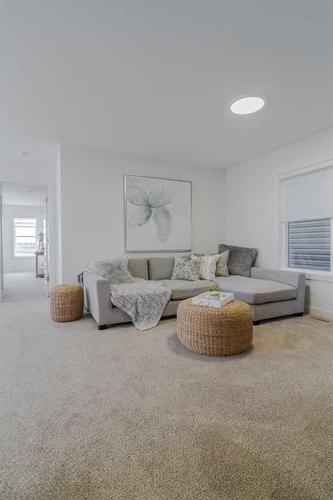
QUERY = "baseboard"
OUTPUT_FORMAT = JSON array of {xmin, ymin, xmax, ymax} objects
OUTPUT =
[{"xmin": 307, "ymin": 306, "xmax": 333, "ymax": 321}]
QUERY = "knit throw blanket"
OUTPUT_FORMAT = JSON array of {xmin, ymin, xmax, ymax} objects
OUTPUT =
[{"xmin": 110, "ymin": 281, "xmax": 172, "ymax": 331}]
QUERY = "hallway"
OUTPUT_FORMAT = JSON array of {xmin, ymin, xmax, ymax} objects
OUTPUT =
[{"xmin": 2, "ymin": 272, "xmax": 47, "ymax": 303}]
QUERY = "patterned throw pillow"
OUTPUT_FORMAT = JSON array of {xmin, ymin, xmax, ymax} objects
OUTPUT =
[
  {"xmin": 171, "ymin": 256, "xmax": 200, "ymax": 281},
  {"xmin": 191, "ymin": 254, "xmax": 219, "ymax": 280},
  {"xmin": 215, "ymin": 251, "xmax": 229, "ymax": 277},
  {"xmin": 86, "ymin": 258, "xmax": 135, "ymax": 284}
]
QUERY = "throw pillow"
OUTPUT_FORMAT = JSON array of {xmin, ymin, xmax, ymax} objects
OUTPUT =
[
  {"xmin": 171, "ymin": 256, "xmax": 200, "ymax": 281},
  {"xmin": 86, "ymin": 258, "xmax": 135, "ymax": 284},
  {"xmin": 191, "ymin": 254, "xmax": 219, "ymax": 280},
  {"xmin": 218, "ymin": 244, "xmax": 258, "ymax": 277},
  {"xmin": 215, "ymin": 250, "xmax": 229, "ymax": 277}
]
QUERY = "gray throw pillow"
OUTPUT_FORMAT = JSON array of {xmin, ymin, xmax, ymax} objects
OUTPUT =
[
  {"xmin": 218, "ymin": 244, "xmax": 257, "ymax": 277},
  {"xmin": 86, "ymin": 258, "xmax": 135, "ymax": 284},
  {"xmin": 171, "ymin": 256, "xmax": 200, "ymax": 281}
]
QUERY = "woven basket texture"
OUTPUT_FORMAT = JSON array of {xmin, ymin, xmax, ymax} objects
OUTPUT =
[
  {"xmin": 50, "ymin": 284, "xmax": 83, "ymax": 322},
  {"xmin": 177, "ymin": 298, "xmax": 253, "ymax": 356}
]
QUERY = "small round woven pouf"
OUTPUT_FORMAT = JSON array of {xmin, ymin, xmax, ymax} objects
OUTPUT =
[
  {"xmin": 177, "ymin": 298, "xmax": 253, "ymax": 356},
  {"xmin": 50, "ymin": 284, "xmax": 83, "ymax": 322}
]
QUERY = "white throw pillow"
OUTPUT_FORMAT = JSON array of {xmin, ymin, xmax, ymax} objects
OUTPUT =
[
  {"xmin": 215, "ymin": 250, "xmax": 229, "ymax": 277},
  {"xmin": 191, "ymin": 254, "xmax": 219, "ymax": 280}
]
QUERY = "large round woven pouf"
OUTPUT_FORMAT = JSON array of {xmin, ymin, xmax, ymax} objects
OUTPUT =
[
  {"xmin": 177, "ymin": 298, "xmax": 253, "ymax": 356},
  {"xmin": 50, "ymin": 284, "xmax": 83, "ymax": 322}
]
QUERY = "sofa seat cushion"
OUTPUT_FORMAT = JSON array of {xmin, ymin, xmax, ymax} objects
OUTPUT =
[
  {"xmin": 156, "ymin": 279, "xmax": 213, "ymax": 301},
  {"xmin": 215, "ymin": 276, "xmax": 297, "ymax": 305}
]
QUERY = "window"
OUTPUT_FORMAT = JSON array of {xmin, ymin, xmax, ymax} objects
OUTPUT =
[
  {"xmin": 280, "ymin": 166, "xmax": 333, "ymax": 273},
  {"xmin": 14, "ymin": 218, "xmax": 37, "ymax": 257},
  {"xmin": 288, "ymin": 219, "xmax": 331, "ymax": 272}
]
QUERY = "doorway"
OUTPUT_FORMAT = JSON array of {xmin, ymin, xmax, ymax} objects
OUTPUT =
[{"xmin": 0, "ymin": 182, "xmax": 49, "ymax": 301}]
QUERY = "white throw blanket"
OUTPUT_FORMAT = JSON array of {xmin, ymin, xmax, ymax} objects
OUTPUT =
[{"xmin": 110, "ymin": 281, "xmax": 172, "ymax": 331}]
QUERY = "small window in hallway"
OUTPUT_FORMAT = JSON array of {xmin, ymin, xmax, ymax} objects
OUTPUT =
[{"xmin": 13, "ymin": 217, "xmax": 37, "ymax": 257}]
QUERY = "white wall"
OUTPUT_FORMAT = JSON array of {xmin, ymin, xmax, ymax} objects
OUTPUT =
[
  {"xmin": 0, "ymin": 183, "xmax": 3, "ymax": 297},
  {"xmin": 225, "ymin": 128, "xmax": 333, "ymax": 319},
  {"xmin": 2, "ymin": 204, "xmax": 44, "ymax": 273},
  {"xmin": 59, "ymin": 145, "xmax": 226, "ymax": 282}
]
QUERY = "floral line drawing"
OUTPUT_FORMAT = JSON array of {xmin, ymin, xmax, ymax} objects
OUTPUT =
[{"xmin": 127, "ymin": 185, "xmax": 173, "ymax": 243}]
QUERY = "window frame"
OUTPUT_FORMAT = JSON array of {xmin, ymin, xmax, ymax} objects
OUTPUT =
[
  {"xmin": 279, "ymin": 159, "xmax": 333, "ymax": 279},
  {"xmin": 13, "ymin": 217, "xmax": 37, "ymax": 258}
]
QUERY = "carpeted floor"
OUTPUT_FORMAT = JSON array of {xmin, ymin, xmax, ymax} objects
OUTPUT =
[{"xmin": 0, "ymin": 275, "xmax": 332, "ymax": 499}]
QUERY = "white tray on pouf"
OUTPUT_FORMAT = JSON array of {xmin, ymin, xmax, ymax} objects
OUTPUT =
[{"xmin": 192, "ymin": 292, "xmax": 234, "ymax": 308}]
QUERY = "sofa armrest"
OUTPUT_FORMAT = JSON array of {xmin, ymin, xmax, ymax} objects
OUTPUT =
[
  {"xmin": 251, "ymin": 267, "xmax": 305, "ymax": 311},
  {"xmin": 251, "ymin": 267, "xmax": 303, "ymax": 287},
  {"xmin": 83, "ymin": 271, "xmax": 112, "ymax": 326}
]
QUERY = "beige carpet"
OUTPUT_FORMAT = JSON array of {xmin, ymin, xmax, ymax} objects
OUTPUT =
[{"xmin": 0, "ymin": 278, "xmax": 332, "ymax": 499}]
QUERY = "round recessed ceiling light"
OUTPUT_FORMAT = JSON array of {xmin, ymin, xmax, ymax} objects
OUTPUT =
[
  {"xmin": 230, "ymin": 96, "xmax": 265, "ymax": 115},
  {"xmin": 16, "ymin": 150, "xmax": 30, "ymax": 156}
]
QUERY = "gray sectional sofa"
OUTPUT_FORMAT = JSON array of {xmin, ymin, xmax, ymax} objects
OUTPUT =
[{"xmin": 83, "ymin": 255, "xmax": 305, "ymax": 329}]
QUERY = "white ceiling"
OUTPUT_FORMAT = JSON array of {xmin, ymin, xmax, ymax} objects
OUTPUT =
[
  {"xmin": 1, "ymin": 0, "xmax": 333, "ymax": 170},
  {"xmin": 2, "ymin": 183, "xmax": 47, "ymax": 206}
]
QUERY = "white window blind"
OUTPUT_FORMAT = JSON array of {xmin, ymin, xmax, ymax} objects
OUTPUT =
[
  {"xmin": 280, "ymin": 166, "xmax": 333, "ymax": 222},
  {"xmin": 14, "ymin": 218, "xmax": 37, "ymax": 257},
  {"xmin": 281, "ymin": 166, "xmax": 333, "ymax": 272},
  {"xmin": 288, "ymin": 219, "xmax": 331, "ymax": 271}
]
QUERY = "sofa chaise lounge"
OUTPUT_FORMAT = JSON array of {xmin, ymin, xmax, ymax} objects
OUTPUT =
[{"xmin": 83, "ymin": 256, "xmax": 305, "ymax": 329}]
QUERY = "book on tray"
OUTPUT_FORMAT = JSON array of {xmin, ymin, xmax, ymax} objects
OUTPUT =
[{"xmin": 192, "ymin": 292, "xmax": 234, "ymax": 308}]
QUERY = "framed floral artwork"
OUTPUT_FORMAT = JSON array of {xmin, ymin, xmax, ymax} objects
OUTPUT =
[{"xmin": 124, "ymin": 174, "xmax": 192, "ymax": 252}]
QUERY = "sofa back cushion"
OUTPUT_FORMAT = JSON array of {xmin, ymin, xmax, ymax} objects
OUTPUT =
[
  {"xmin": 218, "ymin": 244, "xmax": 258, "ymax": 277},
  {"xmin": 128, "ymin": 258, "xmax": 149, "ymax": 280},
  {"xmin": 148, "ymin": 257, "xmax": 175, "ymax": 280}
]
